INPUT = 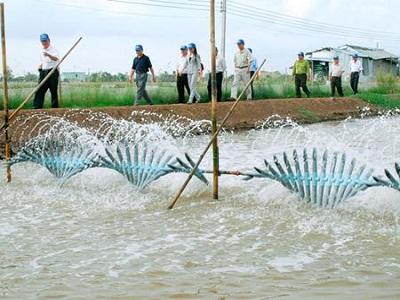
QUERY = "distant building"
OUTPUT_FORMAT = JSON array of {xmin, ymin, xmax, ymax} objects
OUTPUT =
[
  {"xmin": 61, "ymin": 72, "xmax": 87, "ymax": 82},
  {"xmin": 305, "ymin": 45, "xmax": 399, "ymax": 82}
]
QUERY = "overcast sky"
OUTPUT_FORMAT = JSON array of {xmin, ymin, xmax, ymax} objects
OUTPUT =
[{"xmin": 2, "ymin": 0, "xmax": 399, "ymax": 75}]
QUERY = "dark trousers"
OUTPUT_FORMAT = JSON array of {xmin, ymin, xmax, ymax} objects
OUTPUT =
[
  {"xmin": 331, "ymin": 76, "xmax": 344, "ymax": 97},
  {"xmin": 250, "ymin": 71, "xmax": 255, "ymax": 98},
  {"xmin": 350, "ymin": 72, "xmax": 360, "ymax": 94},
  {"xmin": 33, "ymin": 69, "xmax": 59, "ymax": 109},
  {"xmin": 135, "ymin": 73, "xmax": 153, "ymax": 105},
  {"xmin": 207, "ymin": 72, "xmax": 224, "ymax": 102},
  {"xmin": 295, "ymin": 74, "xmax": 310, "ymax": 98},
  {"xmin": 177, "ymin": 74, "xmax": 190, "ymax": 103}
]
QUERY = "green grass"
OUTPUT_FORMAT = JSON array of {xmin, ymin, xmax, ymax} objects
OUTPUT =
[
  {"xmin": 297, "ymin": 106, "xmax": 321, "ymax": 123},
  {"xmin": 0, "ymin": 76, "xmax": 399, "ymax": 109}
]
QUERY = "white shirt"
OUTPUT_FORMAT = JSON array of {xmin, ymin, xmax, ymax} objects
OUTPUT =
[
  {"xmin": 40, "ymin": 45, "xmax": 59, "ymax": 70},
  {"xmin": 330, "ymin": 63, "xmax": 344, "ymax": 77},
  {"xmin": 176, "ymin": 55, "xmax": 189, "ymax": 74},
  {"xmin": 350, "ymin": 59, "xmax": 363, "ymax": 73},
  {"xmin": 234, "ymin": 48, "xmax": 253, "ymax": 68},
  {"xmin": 216, "ymin": 54, "xmax": 227, "ymax": 73}
]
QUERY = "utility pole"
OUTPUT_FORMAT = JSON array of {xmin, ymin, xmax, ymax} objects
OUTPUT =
[{"xmin": 220, "ymin": 0, "xmax": 227, "ymax": 60}]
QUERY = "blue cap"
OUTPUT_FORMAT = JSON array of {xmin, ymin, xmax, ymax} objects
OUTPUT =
[
  {"xmin": 298, "ymin": 51, "xmax": 305, "ymax": 57},
  {"xmin": 248, "ymin": 48, "xmax": 253, "ymax": 53},
  {"xmin": 333, "ymin": 55, "xmax": 339, "ymax": 60},
  {"xmin": 237, "ymin": 39, "xmax": 245, "ymax": 45},
  {"xmin": 40, "ymin": 33, "xmax": 50, "ymax": 42},
  {"xmin": 187, "ymin": 43, "xmax": 196, "ymax": 49},
  {"xmin": 180, "ymin": 45, "xmax": 188, "ymax": 50},
  {"xmin": 352, "ymin": 53, "xmax": 359, "ymax": 58},
  {"xmin": 135, "ymin": 44, "xmax": 143, "ymax": 51}
]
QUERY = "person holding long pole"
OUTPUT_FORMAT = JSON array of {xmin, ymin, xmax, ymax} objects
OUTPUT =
[{"xmin": 33, "ymin": 33, "xmax": 60, "ymax": 109}]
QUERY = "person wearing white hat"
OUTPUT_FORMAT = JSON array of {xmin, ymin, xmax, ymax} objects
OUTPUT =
[{"xmin": 176, "ymin": 45, "xmax": 190, "ymax": 103}]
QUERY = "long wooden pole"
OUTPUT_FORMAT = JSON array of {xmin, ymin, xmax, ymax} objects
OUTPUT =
[
  {"xmin": 168, "ymin": 59, "xmax": 266, "ymax": 210},
  {"xmin": 0, "ymin": 3, "xmax": 11, "ymax": 182},
  {"xmin": 210, "ymin": 0, "xmax": 219, "ymax": 200},
  {"xmin": 0, "ymin": 37, "xmax": 82, "ymax": 131}
]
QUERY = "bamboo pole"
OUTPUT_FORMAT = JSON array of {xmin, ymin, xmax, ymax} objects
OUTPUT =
[
  {"xmin": 168, "ymin": 58, "xmax": 266, "ymax": 210},
  {"xmin": 210, "ymin": 0, "xmax": 219, "ymax": 200},
  {"xmin": 0, "ymin": 37, "xmax": 82, "ymax": 131},
  {"xmin": 0, "ymin": 3, "xmax": 11, "ymax": 182}
]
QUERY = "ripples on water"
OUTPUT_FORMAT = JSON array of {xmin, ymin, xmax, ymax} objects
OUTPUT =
[{"xmin": 1, "ymin": 112, "xmax": 400, "ymax": 299}]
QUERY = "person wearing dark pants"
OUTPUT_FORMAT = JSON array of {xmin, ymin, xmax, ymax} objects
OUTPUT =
[
  {"xmin": 329, "ymin": 56, "xmax": 344, "ymax": 97},
  {"xmin": 350, "ymin": 53, "xmax": 363, "ymax": 94},
  {"xmin": 33, "ymin": 33, "xmax": 60, "ymax": 109},
  {"xmin": 176, "ymin": 45, "xmax": 190, "ymax": 103},
  {"xmin": 248, "ymin": 48, "xmax": 258, "ymax": 99},
  {"xmin": 293, "ymin": 52, "xmax": 311, "ymax": 98},
  {"xmin": 207, "ymin": 47, "xmax": 226, "ymax": 102},
  {"xmin": 129, "ymin": 44, "xmax": 156, "ymax": 106}
]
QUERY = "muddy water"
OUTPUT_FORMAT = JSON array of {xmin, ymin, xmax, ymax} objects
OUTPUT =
[{"xmin": 1, "ymin": 117, "xmax": 400, "ymax": 299}]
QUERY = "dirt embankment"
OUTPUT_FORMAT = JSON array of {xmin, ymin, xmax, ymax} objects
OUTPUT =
[{"xmin": 0, "ymin": 97, "xmax": 377, "ymax": 155}]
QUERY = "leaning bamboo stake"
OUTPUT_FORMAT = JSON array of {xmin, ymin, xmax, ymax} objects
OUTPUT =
[
  {"xmin": 0, "ymin": 37, "xmax": 82, "ymax": 131},
  {"xmin": 168, "ymin": 58, "xmax": 267, "ymax": 209},
  {"xmin": 209, "ymin": 0, "xmax": 219, "ymax": 200},
  {"xmin": 0, "ymin": 3, "xmax": 11, "ymax": 182}
]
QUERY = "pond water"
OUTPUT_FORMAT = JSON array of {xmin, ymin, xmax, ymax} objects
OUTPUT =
[{"xmin": 1, "ymin": 115, "xmax": 399, "ymax": 299}]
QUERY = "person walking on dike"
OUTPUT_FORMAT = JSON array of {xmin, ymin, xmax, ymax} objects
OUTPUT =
[
  {"xmin": 33, "ymin": 33, "xmax": 60, "ymax": 109},
  {"xmin": 329, "ymin": 56, "xmax": 345, "ymax": 98},
  {"xmin": 293, "ymin": 52, "xmax": 311, "ymax": 98},
  {"xmin": 185, "ymin": 43, "xmax": 202, "ymax": 104},
  {"xmin": 230, "ymin": 39, "xmax": 253, "ymax": 100},
  {"xmin": 176, "ymin": 45, "xmax": 190, "ymax": 103},
  {"xmin": 128, "ymin": 44, "xmax": 156, "ymax": 106},
  {"xmin": 248, "ymin": 48, "xmax": 258, "ymax": 99},
  {"xmin": 207, "ymin": 47, "xmax": 227, "ymax": 102},
  {"xmin": 350, "ymin": 54, "xmax": 363, "ymax": 95}
]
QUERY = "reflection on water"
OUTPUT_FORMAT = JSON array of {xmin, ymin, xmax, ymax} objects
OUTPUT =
[{"xmin": 1, "ymin": 115, "xmax": 400, "ymax": 299}]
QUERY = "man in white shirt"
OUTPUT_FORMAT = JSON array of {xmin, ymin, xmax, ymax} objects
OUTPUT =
[
  {"xmin": 208, "ymin": 47, "xmax": 227, "ymax": 102},
  {"xmin": 33, "ymin": 33, "xmax": 60, "ymax": 109},
  {"xmin": 349, "ymin": 54, "xmax": 363, "ymax": 94},
  {"xmin": 329, "ymin": 56, "xmax": 345, "ymax": 97},
  {"xmin": 230, "ymin": 39, "xmax": 253, "ymax": 100},
  {"xmin": 176, "ymin": 45, "xmax": 190, "ymax": 103}
]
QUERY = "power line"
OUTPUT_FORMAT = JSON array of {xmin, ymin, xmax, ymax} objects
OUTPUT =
[
  {"xmin": 229, "ymin": 0, "xmax": 400, "ymax": 38},
  {"xmin": 107, "ymin": 0, "xmax": 210, "ymax": 12}
]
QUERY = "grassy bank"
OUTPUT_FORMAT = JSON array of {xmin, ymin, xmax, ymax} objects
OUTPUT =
[{"xmin": 0, "ymin": 75, "xmax": 399, "ymax": 109}]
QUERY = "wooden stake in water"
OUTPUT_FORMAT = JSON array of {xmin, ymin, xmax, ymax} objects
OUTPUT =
[
  {"xmin": 0, "ymin": 3, "xmax": 11, "ymax": 182},
  {"xmin": 210, "ymin": 0, "xmax": 219, "ymax": 200},
  {"xmin": 168, "ymin": 59, "xmax": 267, "ymax": 210}
]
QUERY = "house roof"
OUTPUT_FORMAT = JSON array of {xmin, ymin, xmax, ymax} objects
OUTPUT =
[
  {"xmin": 306, "ymin": 45, "xmax": 398, "ymax": 61},
  {"xmin": 339, "ymin": 45, "xmax": 398, "ymax": 60}
]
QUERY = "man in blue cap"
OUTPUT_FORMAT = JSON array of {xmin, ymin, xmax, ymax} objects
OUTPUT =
[
  {"xmin": 33, "ymin": 33, "xmax": 60, "ymax": 109},
  {"xmin": 176, "ymin": 45, "xmax": 190, "ymax": 103},
  {"xmin": 129, "ymin": 44, "xmax": 156, "ymax": 105},
  {"xmin": 292, "ymin": 51, "xmax": 311, "ymax": 98},
  {"xmin": 349, "ymin": 53, "xmax": 363, "ymax": 94},
  {"xmin": 230, "ymin": 39, "xmax": 253, "ymax": 100}
]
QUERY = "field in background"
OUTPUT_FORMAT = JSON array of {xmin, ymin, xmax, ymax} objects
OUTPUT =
[{"xmin": 0, "ymin": 74, "xmax": 399, "ymax": 110}]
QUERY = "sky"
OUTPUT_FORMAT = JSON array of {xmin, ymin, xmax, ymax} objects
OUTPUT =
[{"xmin": 1, "ymin": 0, "xmax": 399, "ymax": 75}]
